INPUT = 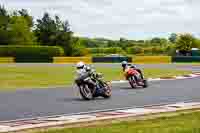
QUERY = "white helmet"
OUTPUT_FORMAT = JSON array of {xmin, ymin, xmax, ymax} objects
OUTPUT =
[
  {"xmin": 85, "ymin": 66, "xmax": 91, "ymax": 72},
  {"xmin": 121, "ymin": 61, "xmax": 128, "ymax": 68},
  {"xmin": 76, "ymin": 61, "xmax": 85, "ymax": 69}
]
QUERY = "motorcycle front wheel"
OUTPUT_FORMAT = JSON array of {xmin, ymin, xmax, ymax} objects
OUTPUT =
[
  {"xmin": 128, "ymin": 76, "xmax": 137, "ymax": 89},
  {"xmin": 79, "ymin": 84, "xmax": 93, "ymax": 100}
]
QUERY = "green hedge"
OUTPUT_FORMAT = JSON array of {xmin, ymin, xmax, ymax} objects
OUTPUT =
[{"xmin": 0, "ymin": 45, "xmax": 64, "ymax": 62}]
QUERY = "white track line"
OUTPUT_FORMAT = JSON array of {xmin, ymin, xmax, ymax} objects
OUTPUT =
[{"xmin": 111, "ymin": 73, "xmax": 200, "ymax": 83}]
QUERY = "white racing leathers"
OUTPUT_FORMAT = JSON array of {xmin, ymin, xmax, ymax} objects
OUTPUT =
[{"xmin": 75, "ymin": 67, "xmax": 96, "ymax": 86}]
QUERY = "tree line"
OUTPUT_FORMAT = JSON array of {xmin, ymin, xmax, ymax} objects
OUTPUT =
[
  {"xmin": 0, "ymin": 5, "xmax": 200, "ymax": 56},
  {"xmin": 0, "ymin": 5, "xmax": 85, "ymax": 56},
  {"xmin": 81, "ymin": 33, "xmax": 200, "ymax": 56}
]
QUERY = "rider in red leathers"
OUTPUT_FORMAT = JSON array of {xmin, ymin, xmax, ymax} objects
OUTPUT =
[{"xmin": 121, "ymin": 61, "xmax": 144, "ymax": 83}]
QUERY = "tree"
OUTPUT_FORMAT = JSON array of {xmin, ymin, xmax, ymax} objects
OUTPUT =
[
  {"xmin": 8, "ymin": 16, "xmax": 35, "ymax": 45},
  {"xmin": 62, "ymin": 20, "xmax": 71, "ymax": 33},
  {"xmin": 35, "ymin": 13, "xmax": 57, "ymax": 45},
  {"xmin": 169, "ymin": 33, "xmax": 177, "ymax": 43},
  {"xmin": 119, "ymin": 37, "xmax": 130, "ymax": 49},
  {"xmin": 176, "ymin": 33, "xmax": 197, "ymax": 55},
  {"xmin": 71, "ymin": 37, "xmax": 87, "ymax": 56},
  {"xmin": 55, "ymin": 32, "xmax": 73, "ymax": 55},
  {"xmin": 35, "ymin": 13, "xmax": 75, "ymax": 55},
  {"xmin": 151, "ymin": 47, "xmax": 165, "ymax": 55},
  {"xmin": 126, "ymin": 46, "xmax": 143, "ymax": 55},
  {"xmin": 151, "ymin": 37, "xmax": 161, "ymax": 44},
  {"xmin": 0, "ymin": 5, "xmax": 9, "ymax": 29},
  {"xmin": 160, "ymin": 38, "xmax": 168, "ymax": 46},
  {"xmin": 194, "ymin": 38, "xmax": 200, "ymax": 49},
  {"xmin": 54, "ymin": 20, "xmax": 74, "ymax": 55},
  {"xmin": 150, "ymin": 37, "xmax": 168, "ymax": 47},
  {"xmin": 0, "ymin": 7, "xmax": 36, "ymax": 45},
  {"xmin": 107, "ymin": 40, "xmax": 117, "ymax": 47},
  {"xmin": 119, "ymin": 37, "xmax": 126, "ymax": 42},
  {"xmin": 0, "ymin": 5, "xmax": 10, "ymax": 44},
  {"xmin": 137, "ymin": 40, "xmax": 145, "ymax": 43},
  {"xmin": 18, "ymin": 9, "xmax": 33, "ymax": 27}
]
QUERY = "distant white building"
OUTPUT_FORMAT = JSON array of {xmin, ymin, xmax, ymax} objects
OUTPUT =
[{"xmin": 191, "ymin": 48, "xmax": 199, "ymax": 50}]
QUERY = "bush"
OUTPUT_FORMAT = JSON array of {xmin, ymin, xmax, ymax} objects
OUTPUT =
[
  {"xmin": 72, "ymin": 45, "xmax": 89, "ymax": 56},
  {"xmin": 143, "ymin": 47, "xmax": 152, "ymax": 55},
  {"xmin": 126, "ymin": 46, "xmax": 143, "ymax": 55},
  {"xmin": 71, "ymin": 39, "xmax": 89, "ymax": 56},
  {"xmin": 176, "ymin": 33, "xmax": 196, "ymax": 52},
  {"xmin": 151, "ymin": 47, "xmax": 165, "ymax": 55},
  {"xmin": 87, "ymin": 47, "xmax": 125, "ymax": 55},
  {"xmin": 0, "ymin": 45, "xmax": 64, "ymax": 62},
  {"xmin": 127, "ymin": 46, "xmax": 170, "ymax": 56}
]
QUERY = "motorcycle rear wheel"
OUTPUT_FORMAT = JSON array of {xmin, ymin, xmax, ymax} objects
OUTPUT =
[
  {"xmin": 102, "ymin": 82, "xmax": 112, "ymax": 98},
  {"xmin": 142, "ymin": 79, "xmax": 148, "ymax": 88}
]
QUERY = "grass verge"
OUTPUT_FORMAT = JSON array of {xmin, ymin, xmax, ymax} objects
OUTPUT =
[
  {"xmin": 173, "ymin": 63, "xmax": 200, "ymax": 66},
  {"xmin": 0, "ymin": 65, "xmax": 192, "ymax": 90},
  {"xmin": 30, "ymin": 110, "xmax": 200, "ymax": 133}
]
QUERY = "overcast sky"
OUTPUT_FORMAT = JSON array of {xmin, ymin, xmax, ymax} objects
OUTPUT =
[{"xmin": 1, "ymin": 0, "xmax": 200, "ymax": 39}]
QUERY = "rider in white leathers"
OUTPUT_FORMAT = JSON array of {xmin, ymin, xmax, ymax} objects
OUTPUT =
[{"xmin": 75, "ymin": 62, "xmax": 99, "ymax": 87}]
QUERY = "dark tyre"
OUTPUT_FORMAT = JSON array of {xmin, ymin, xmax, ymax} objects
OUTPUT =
[
  {"xmin": 128, "ymin": 76, "xmax": 137, "ymax": 89},
  {"xmin": 79, "ymin": 84, "xmax": 93, "ymax": 100},
  {"xmin": 142, "ymin": 79, "xmax": 148, "ymax": 88},
  {"xmin": 102, "ymin": 82, "xmax": 112, "ymax": 98}
]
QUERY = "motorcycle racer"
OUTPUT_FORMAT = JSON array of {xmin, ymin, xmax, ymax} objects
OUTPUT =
[
  {"xmin": 121, "ymin": 61, "xmax": 144, "ymax": 82},
  {"xmin": 75, "ymin": 62, "xmax": 111, "ymax": 100},
  {"xmin": 75, "ymin": 62, "xmax": 101, "ymax": 90}
]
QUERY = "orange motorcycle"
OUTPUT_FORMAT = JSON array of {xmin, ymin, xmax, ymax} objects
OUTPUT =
[{"xmin": 124, "ymin": 68, "xmax": 148, "ymax": 89}]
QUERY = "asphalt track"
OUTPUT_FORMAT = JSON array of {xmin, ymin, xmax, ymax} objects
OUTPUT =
[{"xmin": 0, "ymin": 64, "xmax": 200, "ymax": 121}]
